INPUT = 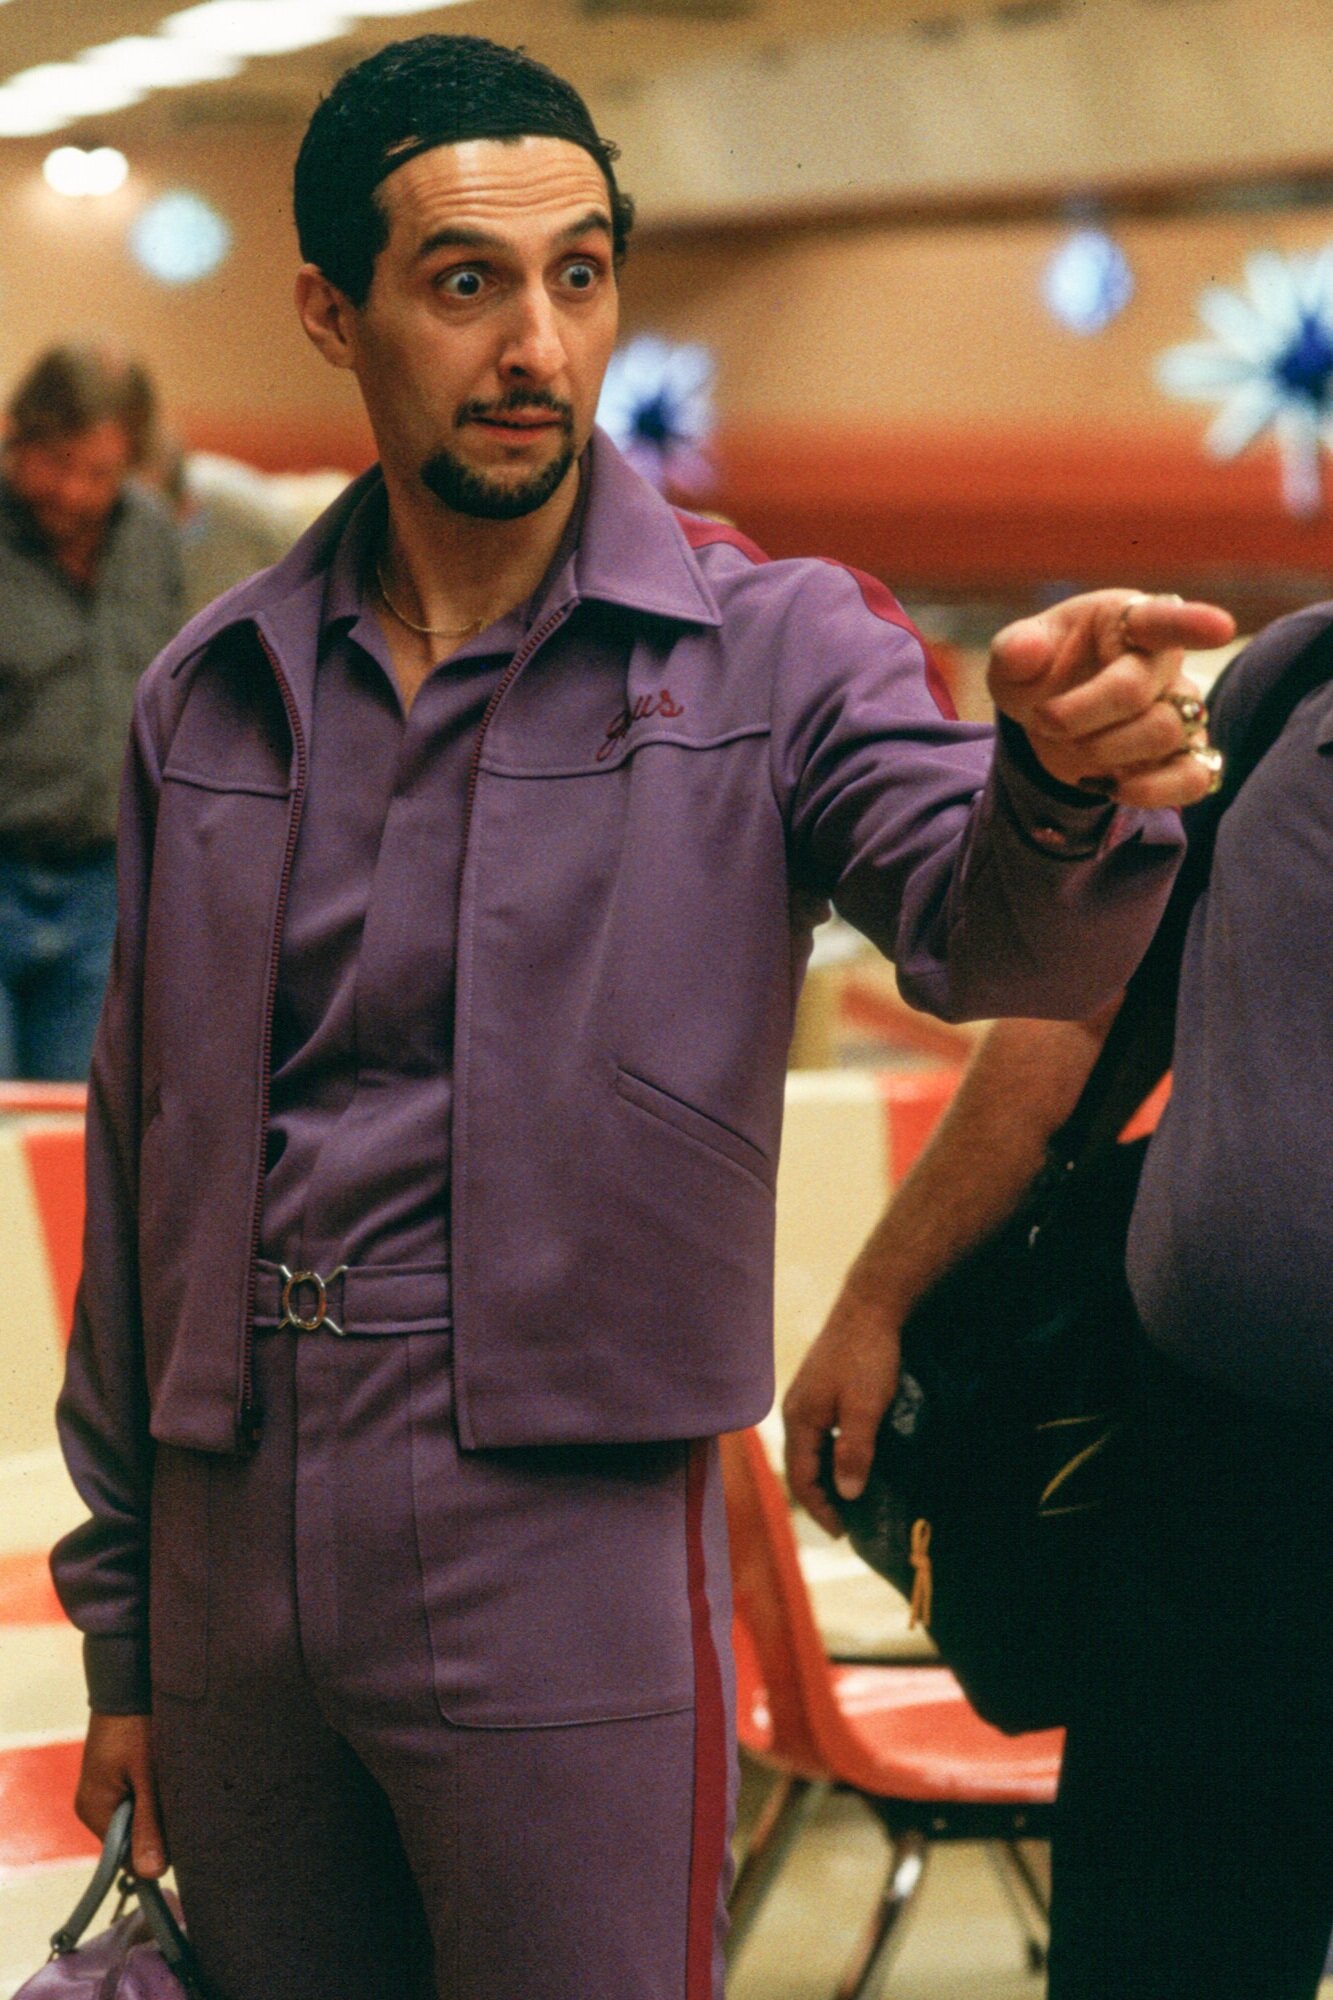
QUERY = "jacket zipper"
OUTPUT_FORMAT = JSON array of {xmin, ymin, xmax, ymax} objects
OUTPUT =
[
  {"xmin": 451, "ymin": 601, "xmax": 575, "ymax": 1407},
  {"xmin": 461, "ymin": 600, "xmax": 573, "ymax": 837},
  {"xmin": 237, "ymin": 628, "xmax": 308, "ymax": 1448},
  {"xmin": 236, "ymin": 603, "xmax": 564, "ymax": 1444}
]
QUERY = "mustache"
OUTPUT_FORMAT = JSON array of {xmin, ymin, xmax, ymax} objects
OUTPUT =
[{"xmin": 455, "ymin": 389, "xmax": 575, "ymax": 432}]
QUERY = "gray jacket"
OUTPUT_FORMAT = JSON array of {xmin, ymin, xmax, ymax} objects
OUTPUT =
[{"xmin": 0, "ymin": 475, "xmax": 183, "ymax": 858}]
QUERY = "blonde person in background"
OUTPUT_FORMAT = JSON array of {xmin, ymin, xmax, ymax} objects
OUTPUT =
[{"xmin": 0, "ymin": 344, "xmax": 182, "ymax": 1080}]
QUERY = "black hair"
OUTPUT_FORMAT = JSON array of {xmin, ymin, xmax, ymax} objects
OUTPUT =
[{"xmin": 293, "ymin": 34, "xmax": 635, "ymax": 307}]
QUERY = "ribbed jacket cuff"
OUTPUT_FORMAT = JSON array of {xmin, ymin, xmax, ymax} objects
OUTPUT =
[
  {"xmin": 84, "ymin": 1634, "xmax": 152, "ymax": 1714},
  {"xmin": 994, "ymin": 715, "xmax": 1118, "ymax": 859}
]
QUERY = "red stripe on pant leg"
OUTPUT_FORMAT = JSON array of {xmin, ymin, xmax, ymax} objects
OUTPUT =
[{"xmin": 685, "ymin": 1442, "xmax": 728, "ymax": 2000}]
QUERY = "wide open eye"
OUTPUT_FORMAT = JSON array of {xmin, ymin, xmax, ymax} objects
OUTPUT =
[
  {"xmin": 439, "ymin": 267, "xmax": 487, "ymax": 300},
  {"xmin": 562, "ymin": 260, "xmax": 600, "ymax": 293}
]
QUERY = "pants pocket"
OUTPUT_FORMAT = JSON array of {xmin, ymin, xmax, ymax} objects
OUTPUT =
[{"xmin": 406, "ymin": 1337, "xmax": 696, "ymax": 1727}]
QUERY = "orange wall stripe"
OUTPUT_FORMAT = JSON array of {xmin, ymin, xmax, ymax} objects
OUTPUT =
[
  {"xmin": 0, "ymin": 1740, "xmax": 98, "ymax": 1869},
  {"xmin": 0, "ymin": 1553, "xmax": 65, "ymax": 1628}
]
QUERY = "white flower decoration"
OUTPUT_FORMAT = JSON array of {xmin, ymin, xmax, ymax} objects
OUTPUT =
[
  {"xmin": 596, "ymin": 335, "xmax": 715, "ymax": 494},
  {"xmin": 1156, "ymin": 247, "xmax": 1333, "ymax": 518}
]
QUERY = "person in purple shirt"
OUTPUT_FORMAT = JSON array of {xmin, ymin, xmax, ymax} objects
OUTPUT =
[
  {"xmin": 786, "ymin": 611, "xmax": 1333, "ymax": 1999},
  {"xmin": 52, "ymin": 32, "xmax": 1234, "ymax": 2000}
]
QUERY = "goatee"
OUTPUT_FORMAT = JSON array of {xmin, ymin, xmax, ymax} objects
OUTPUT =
[{"xmin": 419, "ymin": 444, "xmax": 576, "ymax": 520}]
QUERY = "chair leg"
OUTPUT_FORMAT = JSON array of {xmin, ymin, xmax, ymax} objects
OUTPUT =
[
  {"xmin": 1000, "ymin": 1838, "xmax": 1050, "ymax": 1926},
  {"xmin": 983, "ymin": 1840, "xmax": 1049, "ymax": 1973},
  {"xmin": 832, "ymin": 1827, "xmax": 929, "ymax": 2000},
  {"xmin": 726, "ymin": 1774, "xmax": 830, "ymax": 1966}
]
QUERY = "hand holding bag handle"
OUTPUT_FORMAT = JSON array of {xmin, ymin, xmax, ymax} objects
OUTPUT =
[{"xmin": 45, "ymin": 1798, "xmax": 209, "ymax": 1997}]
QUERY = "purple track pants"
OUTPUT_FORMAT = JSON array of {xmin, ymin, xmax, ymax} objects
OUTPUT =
[{"xmin": 147, "ymin": 1327, "xmax": 736, "ymax": 2000}]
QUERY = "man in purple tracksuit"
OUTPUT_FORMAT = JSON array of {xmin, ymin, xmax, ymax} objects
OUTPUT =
[{"xmin": 50, "ymin": 34, "xmax": 1233, "ymax": 2000}]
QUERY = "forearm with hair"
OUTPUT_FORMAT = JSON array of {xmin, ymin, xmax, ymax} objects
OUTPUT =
[{"xmin": 841, "ymin": 1004, "xmax": 1118, "ymax": 1322}]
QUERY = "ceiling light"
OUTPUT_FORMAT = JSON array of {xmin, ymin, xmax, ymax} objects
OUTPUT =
[
  {"xmin": 130, "ymin": 190, "xmax": 232, "ymax": 285},
  {"xmin": 79, "ymin": 37, "xmax": 243, "ymax": 89},
  {"xmin": 44, "ymin": 146, "xmax": 91, "ymax": 195},
  {"xmin": 0, "ymin": 62, "xmax": 145, "ymax": 132},
  {"xmin": 161, "ymin": 2, "xmax": 353, "ymax": 56},
  {"xmin": 1042, "ymin": 229, "xmax": 1134, "ymax": 335},
  {"xmin": 82, "ymin": 147, "xmax": 131, "ymax": 195},
  {"xmin": 345, "ymin": 1, "xmax": 482, "ymax": 14},
  {"xmin": 44, "ymin": 145, "xmax": 130, "ymax": 197},
  {"xmin": 0, "ymin": 93, "xmax": 71, "ymax": 137}
]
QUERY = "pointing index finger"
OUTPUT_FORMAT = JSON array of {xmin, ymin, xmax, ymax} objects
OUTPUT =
[{"xmin": 1119, "ymin": 595, "xmax": 1235, "ymax": 658}]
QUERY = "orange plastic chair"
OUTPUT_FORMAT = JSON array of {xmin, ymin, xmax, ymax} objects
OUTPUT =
[{"xmin": 721, "ymin": 1427, "xmax": 1064, "ymax": 1994}]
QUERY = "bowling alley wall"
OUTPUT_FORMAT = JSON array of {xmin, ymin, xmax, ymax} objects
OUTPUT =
[{"xmin": 4, "ymin": 123, "xmax": 1333, "ymax": 606}]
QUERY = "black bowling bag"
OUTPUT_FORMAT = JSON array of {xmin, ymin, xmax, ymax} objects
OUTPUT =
[{"xmin": 822, "ymin": 620, "xmax": 1333, "ymax": 1736}]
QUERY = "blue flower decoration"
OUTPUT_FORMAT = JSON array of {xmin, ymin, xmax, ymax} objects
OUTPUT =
[{"xmin": 596, "ymin": 335, "xmax": 715, "ymax": 493}]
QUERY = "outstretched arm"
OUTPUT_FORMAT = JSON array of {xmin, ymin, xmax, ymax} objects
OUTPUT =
[
  {"xmin": 783, "ymin": 1007, "xmax": 1117, "ymax": 1535},
  {"xmin": 773, "ymin": 568, "xmax": 1231, "ymax": 1024}
]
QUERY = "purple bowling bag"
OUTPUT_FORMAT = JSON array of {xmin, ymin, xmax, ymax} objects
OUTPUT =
[{"xmin": 15, "ymin": 1800, "xmax": 206, "ymax": 1999}]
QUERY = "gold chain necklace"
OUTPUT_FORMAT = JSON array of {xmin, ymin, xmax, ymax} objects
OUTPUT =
[{"xmin": 375, "ymin": 560, "xmax": 490, "ymax": 640}]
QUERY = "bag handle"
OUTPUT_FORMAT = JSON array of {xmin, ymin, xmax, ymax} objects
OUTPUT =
[
  {"xmin": 47, "ymin": 1797, "xmax": 208, "ymax": 1994},
  {"xmin": 48, "ymin": 1797, "xmax": 134, "ymax": 1955}
]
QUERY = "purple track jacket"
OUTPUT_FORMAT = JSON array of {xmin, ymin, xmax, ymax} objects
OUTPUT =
[{"xmin": 53, "ymin": 431, "xmax": 1183, "ymax": 1692}]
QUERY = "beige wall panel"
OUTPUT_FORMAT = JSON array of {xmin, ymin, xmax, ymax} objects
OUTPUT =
[
  {"xmin": 607, "ymin": 0, "xmax": 1333, "ymax": 224},
  {"xmin": 0, "ymin": 1629, "xmax": 84, "ymax": 1748},
  {"xmin": 1, "ymin": 1865, "xmax": 104, "ymax": 1996},
  {"xmin": 0, "ymin": 1135, "xmax": 65, "ymax": 1462},
  {"xmin": 773, "ymin": 1072, "xmax": 889, "ymax": 1413},
  {"xmin": 0, "ymin": 1453, "xmax": 81, "ymax": 1563}
]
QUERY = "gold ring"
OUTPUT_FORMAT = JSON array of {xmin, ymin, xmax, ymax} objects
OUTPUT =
[
  {"xmin": 1191, "ymin": 743, "xmax": 1224, "ymax": 794},
  {"xmin": 1162, "ymin": 689, "xmax": 1209, "ymax": 730},
  {"xmin": 1117, "ymin": 596, "xmax": 1151, "ymax": 656}
]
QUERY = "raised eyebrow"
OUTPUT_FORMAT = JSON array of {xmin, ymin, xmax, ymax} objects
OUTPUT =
[
  {"xmin": 553, "ymin": 210, "xmax": 613, "ymax": 250},
  {"xmin": 415, "ymin": 225, "xmax": 507, "ymax": 262},
  {"xmin": 415, "ymin": 211, "xmax": 613, "ymax": 264}
]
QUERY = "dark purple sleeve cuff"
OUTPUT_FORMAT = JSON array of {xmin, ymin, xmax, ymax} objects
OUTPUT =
[
  {"xmin": 84, "ymin": 1634, "xmax": 152, "ymax": 1715},
  {"xmin": 994, "ymin": 715, "xmax": 1120, "ymax": 859}
]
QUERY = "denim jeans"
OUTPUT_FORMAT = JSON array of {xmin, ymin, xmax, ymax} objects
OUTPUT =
[{"xmin": 0, "ymin": 848, "xmax": 116, "ymax": 1080}]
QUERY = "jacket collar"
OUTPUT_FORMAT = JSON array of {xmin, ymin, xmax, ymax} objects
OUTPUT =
[
  {"xmin": 570, "ymin": 428, "xmax": 723, "ymax": 629},
  {"xmin": 162, "ymin": 427, "xmax": 724, "ymax": 718}
]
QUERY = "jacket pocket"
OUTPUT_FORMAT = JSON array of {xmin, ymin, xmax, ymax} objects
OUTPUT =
[
  {"xmin": 147, "ymin": 1446, "xmax": 210, "ymax": 1700},
  {"xmin": 614, "ymin": 1066, "xmax": 775, "ymax": 1192}
]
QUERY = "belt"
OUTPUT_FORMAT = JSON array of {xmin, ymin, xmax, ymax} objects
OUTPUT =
[{"xmin": 253, "ymin": 1259, "xmax": 451, "ymax": 1337}]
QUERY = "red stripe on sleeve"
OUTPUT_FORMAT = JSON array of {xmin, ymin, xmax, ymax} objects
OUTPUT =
[
  {"xmin": 672, "ymin": 514, "xmax": 957, "ymax": 721},
  {"xmin": 684, "ymin": 1442, "xmax": 728, "ymax": 2000},
  {"xmin": 817, "ymin": 561, "xmax": 957, "ymax": 719},
  {"xmin": 672, "ymin": 511, "xmax": 772, "ymax": 566}
]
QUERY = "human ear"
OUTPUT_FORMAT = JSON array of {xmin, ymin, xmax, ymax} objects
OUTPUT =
[{"xmin": 294, "ymin": 264, "xmax": 359, "ymax": 371}]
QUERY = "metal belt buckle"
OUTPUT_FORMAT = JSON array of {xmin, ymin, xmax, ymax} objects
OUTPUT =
[{"xmin": 277, "ymin": 1263, "xmax": 349, "ymax": 1336}]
